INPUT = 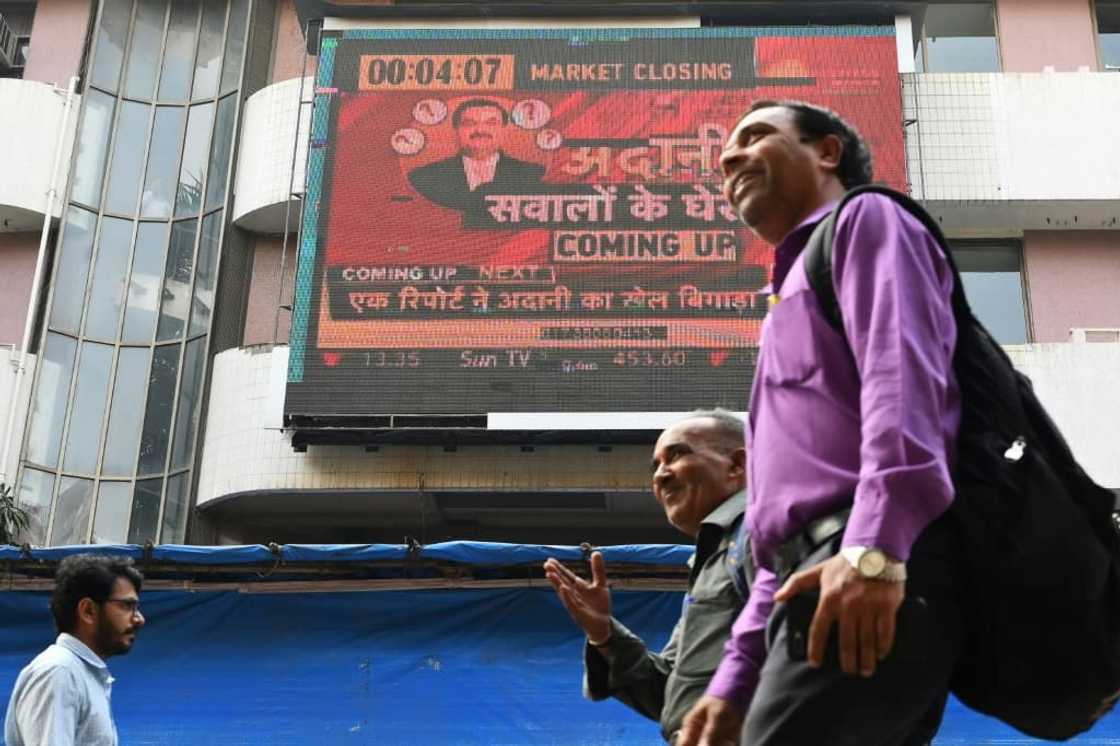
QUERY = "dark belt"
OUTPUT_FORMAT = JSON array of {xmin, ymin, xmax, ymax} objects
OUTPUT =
[{"xmin": 773, "ymin": 508, "xmax": 851, "ymax": 581}]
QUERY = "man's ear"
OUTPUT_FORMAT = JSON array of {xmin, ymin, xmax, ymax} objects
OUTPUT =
[
  {"xmin": 76, "ymin": 597, "xmax": 98, "ymax": 628},
  {"xmin": 815, "ymin": 133, "xmax": 845, "ymax": 176},
  {"xmin": 729, "ymin": 447, "xmax": 747, "ymax": 479}
]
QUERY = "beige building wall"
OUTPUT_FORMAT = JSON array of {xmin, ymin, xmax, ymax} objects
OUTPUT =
[
  {"xmin": 270, "ymin": 0, "xmax": 319, "ymax": 82},
  {"xmin": 244, "ymin": 235, "xmax": 295, "ymax": 346},
  {"xmin": 0, "ymin": 233, "xmax": 40, "ymax": 346},
  {"xmin": 23, "ymin": 0, "xmax": 92, "ymax": 86},
  {"xmin": 1024, "ymin": 231, "xmax": 1120, "ymax": 342},
  {"xmin": 996, "ymin": 0, "xmax": 1100, "ymax": 71}
]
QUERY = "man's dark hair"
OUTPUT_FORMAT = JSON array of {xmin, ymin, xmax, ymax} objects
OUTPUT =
[
  {"xmin": 746, "ymin": 99, "xmax": 874, "ymax": 189},
  {"xmin": 452, "ymin": 99, "xmax": 509, "ymax": 127},
  {"xmin": 51, "ymin": 555, "xmax": 143, "ymax": 633},
  {"xmin": 680, "ymin": 408, "xmax": 745, "ymax": 453}
]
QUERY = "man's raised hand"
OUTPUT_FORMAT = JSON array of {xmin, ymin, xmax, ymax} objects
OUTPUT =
[{"xmin": 544, "ymin": 551, "xmax": 611, "ymax": 644}]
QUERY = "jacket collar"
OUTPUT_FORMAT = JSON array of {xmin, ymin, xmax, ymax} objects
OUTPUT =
[{"xmin": 701, "ymin": 489, "xmax": 746, "ymax": 530}]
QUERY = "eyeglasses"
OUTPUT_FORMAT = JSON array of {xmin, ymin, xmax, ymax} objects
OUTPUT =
[{"xmin": 103, "ymin": 598, "xmax": 142, "ymax": 615}]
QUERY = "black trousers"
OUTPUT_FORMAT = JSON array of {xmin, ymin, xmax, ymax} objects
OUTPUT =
[{"xmin": 742, "ymin": 515, "xmax": 964, "ymax": 746}]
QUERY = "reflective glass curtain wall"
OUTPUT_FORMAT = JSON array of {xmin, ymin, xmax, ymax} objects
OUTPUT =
[{"xmin": 17, "ymin": 0, "xmax": 249, "ymax": 545}]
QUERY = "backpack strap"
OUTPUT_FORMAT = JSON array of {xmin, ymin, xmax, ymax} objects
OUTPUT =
[{"xmin": 802, "ymin": 185, "xmax": 976, "ymax": 335}]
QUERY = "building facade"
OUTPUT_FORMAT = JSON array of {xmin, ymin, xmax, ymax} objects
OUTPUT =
[{"xmin": 1, "ymin": 0, "xmax": 1118, "ymax": 548}]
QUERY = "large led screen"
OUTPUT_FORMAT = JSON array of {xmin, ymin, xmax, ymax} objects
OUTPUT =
[{"xmin": 286, "ymin": 27, "xmax": 903, "ymax": 419}]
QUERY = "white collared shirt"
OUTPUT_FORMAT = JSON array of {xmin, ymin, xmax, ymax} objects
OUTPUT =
[
  {"xmin": 4, "ymin": 633, "xmax": 118, "ymax": 746},
  {"xmin": 462, "ymin": 153, "xmax": 499, "ymax": 191}
]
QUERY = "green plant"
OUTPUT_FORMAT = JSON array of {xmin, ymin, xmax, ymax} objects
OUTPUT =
[{"xmin": 0, "ymin": 482, "xmax": 29, "ymax": 545}]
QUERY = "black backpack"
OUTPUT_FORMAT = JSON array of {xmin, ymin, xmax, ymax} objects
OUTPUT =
[{"xmin": 802, "ymin": 185, "xmax": 1120, "ymax": 740}]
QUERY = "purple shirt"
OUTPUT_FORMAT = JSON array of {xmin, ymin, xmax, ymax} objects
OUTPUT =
[{"xmin": 706, "ymin": 194, "xmax": 961, "ymax": 708}]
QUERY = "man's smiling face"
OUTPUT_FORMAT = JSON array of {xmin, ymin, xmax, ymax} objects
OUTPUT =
[{"xmin": 651, "ymin": 418, "xmax": 743, "ymax": 537}]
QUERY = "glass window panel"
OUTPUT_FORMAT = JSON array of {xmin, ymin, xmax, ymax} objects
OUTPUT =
[
  {"xmin": 84, "ymin": 217, "xmax": 133, "ymax": 340},
  {"xmin": 62, "ymin": 343, "xmax": 114, "ymax": 474},
  {"xmin": 89, "ymin": 0, "xmax": 132, "ymax": 92},
  {"xmin": 204, "ymin": 96, "xmax": 235, "ymax": 211},
  {"xmin": 102, "ymin": 347, "xmax": 151, "ymax": 476},
  {"xmin": 922, "ymin": 3, "xmax": 1000, "ymax": 73},
  {"xmin": 170, "ymin": 338, "xmax": 205, "ymax": 470},
  {"xmin": 92, "ymin": 481, "xmax": 131, "ymax": 544},
  {"xmin": 1100, "ymin": 5, "xmax": 1120, "ymax": 68},
  {"xmin": 174, "ymin": 103, "xmax": 214, "ymax": 217},
  {"xmin": 50, "ymin": 477, "xmax": 94, "ymax": 545},
  {"xmin": 156, "ymin": 220, "xmax": 197, "ymax": 341},
  {"xmin": 25, "ymin": 333, "xmax": 77, "ymax": 469},
  {"xmin": 158, "ymin": 0, "xmax": 199, "ymax": 101},
  {"xmin": 48, "ymin": 207, "xmax": 97, "ymax": 334},
  {"xmin": 17, "ymin": 468, "xmax": 55, "ymax": 546},
  {"xmin": 925, "ymin": 36, "xmax": 1000, "ymax": 72},
  {"xmin": 189, "ymin": 211, "xmax": 221, "ymax": 336},
  {"xmin": 160, "ymin": 472, "xmax": 189, "ymax": 543},
  {"xmin": 1105, "ymin": 34, "xmax": 1120, "ymax": 69},
  {"xmin": 191, "ymin": 0, "xmax": 225, "ymax": 100},
  {"xmin": 104, "ymin": 101, "xmax": 151, "ymax": 215},
  {"xmin": 71, "ymin": 90, "xmax": 115, "ymax": 208},
  {"xmin": 137, "ymin": 344, "xmax": 180, "ymax": 474},
  {"xmin": 219, "ymin": 0, "xmax": 248, "ymax": 94},
  {"xmin": 128, "ymin": 477, "xmax": 162, "ymax": 543},
  {"xmin": 954, "ymin": 244, "xmax": 1029, "ymax": 345},
  {"xmin": 140, "ymin": 107, "xmax": 187, "ymax": 219},
  {"xmin": 122, "ymin": 223, "xmax": 170, "ymax": 343},
  {"xmin": 123, "ymin": 0, "xmax": 167, "ymax": 99}
]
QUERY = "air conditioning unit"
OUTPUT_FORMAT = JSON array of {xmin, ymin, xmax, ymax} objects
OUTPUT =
[
  {"xmin": 0, "ymin": 14, "xmax": 18, "ymax": 70},
  {"xmin": 1069, "ymin": 328, "xmax": 1120, "ymax": 343}
]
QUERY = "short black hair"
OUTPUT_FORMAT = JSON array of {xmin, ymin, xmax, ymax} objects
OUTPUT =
[
  {"xmin": 746, "ymin": 99, "xmax": 874, "ymax": 189},
  {"xmin": 452, "ymin": 99, "xmax": 509, "ymax": 128},
  {"xmin": 678, "ymin": 408, "xmax": 745, "ymax": 453},
  {"xmin": 51, "ymin": 555, "xmax": 143, "ymax": 634}
]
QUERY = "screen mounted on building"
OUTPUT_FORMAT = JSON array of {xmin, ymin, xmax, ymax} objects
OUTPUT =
[{"xmin": 286, "ymin": 27, "xmax": 903, "ymax": 419}]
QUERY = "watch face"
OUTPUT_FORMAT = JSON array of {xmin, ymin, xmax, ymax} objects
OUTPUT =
[{"xmin": 858, "ymin": 550, "xmax": 887, "ymax": 578}]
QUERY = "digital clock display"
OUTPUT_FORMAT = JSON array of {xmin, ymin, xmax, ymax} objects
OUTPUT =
[{"xmin": 358, "ymin": 55, "xmax": 515, "ymax": 91}]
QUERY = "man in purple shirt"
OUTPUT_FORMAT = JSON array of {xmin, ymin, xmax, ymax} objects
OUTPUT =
[{"xmin": 678, "ymin": 100, "xmax": 963, "ymax": 746}]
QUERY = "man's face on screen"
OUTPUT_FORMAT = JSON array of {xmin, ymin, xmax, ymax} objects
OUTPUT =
[{"xmin": 456, "ymin": 105, "xmax": 506, "ymax": 159}]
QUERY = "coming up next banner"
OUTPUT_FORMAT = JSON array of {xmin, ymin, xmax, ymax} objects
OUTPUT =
[{"xmin": 287, "ymin": 27, "xmax": 902, "ymax": 417}]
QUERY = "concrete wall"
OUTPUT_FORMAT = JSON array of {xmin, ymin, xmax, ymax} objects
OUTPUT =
[
  {"xmin": 196, "ymin": 345, "xmax": 652, "ymax": 505},
  {"xmin": 1007, "ymin": 343, "xmax": 1120, "ymax": 487},
  {"xmin": 243, "ymin": 235, "xmax": 294, "ymax": 346},
  {"xmin": 196, "ymin": 341, "xmax": 1120, "ymax": 517},
  {"xmin": 23, "ymin": 0, "xmax": 91, "ymax": 87},
  {"xmin": 903, "ymin": 72, "xmax": 1120, "ymax": 234},
  {"xmin": 0, "ymin": 80, "xmax": 79, "ymax": 230},
  {"xmin": 996, "ymin": 0, "xmax": 1100, "ymax": 72},
  {"xmin": 0, "ymin": 233, "xmax": 40, "ymax": 346},
  {"xmin": 230, "ymin": 77, "xmax": 311, "ymax": 232},
  {"xmin": 1024, "ymin": 231, "xmax": 1120, "ymax": 342}
]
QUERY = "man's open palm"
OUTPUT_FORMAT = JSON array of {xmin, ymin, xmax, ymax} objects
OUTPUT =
[{"xmin": 544, "ymin": 551, "xmax": 612, "ymax": 644}]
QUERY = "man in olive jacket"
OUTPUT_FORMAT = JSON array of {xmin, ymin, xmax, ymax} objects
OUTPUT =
[{"xmin": 545, "ymin": 409, "xmax": 748, "ymax": 742}]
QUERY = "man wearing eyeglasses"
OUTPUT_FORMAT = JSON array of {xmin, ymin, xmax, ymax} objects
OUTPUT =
[{"xmin": 5, "ymin": 554, "xmax": 145, "ymax": 746}]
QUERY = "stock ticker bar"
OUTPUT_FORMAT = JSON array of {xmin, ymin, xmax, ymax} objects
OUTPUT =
[{"xmin": 285, "ymin": 27, "xmax": 903, "ymax": 418}]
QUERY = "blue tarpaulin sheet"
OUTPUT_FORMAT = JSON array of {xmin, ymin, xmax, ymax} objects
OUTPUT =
[
  {"xmin": 0, "ymin": 541, "xmax": 694, "ymax": 567},
  {"xmin": 2, "ymin": 544, "xmax": 1119, "ymax": 743}
]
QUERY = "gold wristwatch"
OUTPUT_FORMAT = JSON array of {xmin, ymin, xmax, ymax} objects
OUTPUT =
[{"xmin": 840, "ymin": 546, "xmax": 907, "ymax": 582}]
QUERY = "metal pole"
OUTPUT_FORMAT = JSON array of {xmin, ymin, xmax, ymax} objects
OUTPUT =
[
  {"xmin": 273, "ymin": 28, "xmax": 311, "ymax": 343},
  {"xmin": 0, "ymin": 75, "xmax": 79, "ymax": 484}
]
